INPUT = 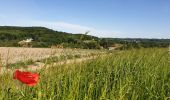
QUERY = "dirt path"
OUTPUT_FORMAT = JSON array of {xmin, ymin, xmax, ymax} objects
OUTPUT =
[
  {"xmin": 0, "ymin": 55, "xmax": 97, "ymax": 75},
  {"xmin": 27, "ymin": 56, "xmax": 97, "ymax": 71}
]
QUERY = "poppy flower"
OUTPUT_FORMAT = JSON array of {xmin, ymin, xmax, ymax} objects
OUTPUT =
[{"xmin": 13, "ymin": 70, "xmax": 39, "ymax": 86}]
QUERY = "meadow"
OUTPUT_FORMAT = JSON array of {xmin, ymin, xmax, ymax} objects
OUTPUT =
[{"xmin": 0, "ymin": 48, "xmax": 169, "ymax": 100}]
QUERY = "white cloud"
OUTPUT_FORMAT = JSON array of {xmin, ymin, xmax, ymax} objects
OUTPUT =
[
  {"xmin": 31, "ymin": 21, "xmax": 117, "ymax": 37},
  {"xmin": 35, "ymin": 21, "xmax": 91, "ymax": 33},
  {"xmin": 0, "ymin": 18, "xmax": 116, "ymax": 37},
  {"xmin": 0, "ymin": 14, "xmax": 169, "ymax": 38}
]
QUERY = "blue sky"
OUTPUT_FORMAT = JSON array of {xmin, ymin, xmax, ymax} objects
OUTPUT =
[{"xmin": 0, "ymin": 0, "xmax": 170, "ymax": 38}]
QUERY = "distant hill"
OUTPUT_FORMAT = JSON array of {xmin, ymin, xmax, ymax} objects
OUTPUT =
[
  {"xmin": 0, "ymin": 26, "xmax": 99, "ymax": 47},
  {"xmin": 101, "ymin": 38, "xmax": 170, "ymax": 49},
  {"xmin": 0, "ymin": 26, "xmax": 169, "ymax": 49}
]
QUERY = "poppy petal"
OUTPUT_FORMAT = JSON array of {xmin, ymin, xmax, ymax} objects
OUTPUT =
[{"xmin": 14, "ymin": 70, "xmax": 39, "ymax": 86}]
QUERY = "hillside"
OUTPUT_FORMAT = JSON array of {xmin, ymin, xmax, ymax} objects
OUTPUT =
[
  {"xmin": 0, "ymin": 26, "xmax": 98, "ymax": 48},
  {"xmin": 0, "ymin": 26, "xmax": 169, "ymax": 49}
]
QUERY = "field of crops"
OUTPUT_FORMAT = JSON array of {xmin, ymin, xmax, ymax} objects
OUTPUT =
[
  {"xmin": 0, "ymin": 48, "xmax": 169, "ymax": 100},
  {"xmin": 0, "ymin": 47, "xmax": 101, "ymax": 65}
]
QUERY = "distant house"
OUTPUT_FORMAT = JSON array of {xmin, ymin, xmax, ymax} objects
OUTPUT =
[{"xmin": 18, "ymin": 38, "xmax": 33, "ymax": 47}]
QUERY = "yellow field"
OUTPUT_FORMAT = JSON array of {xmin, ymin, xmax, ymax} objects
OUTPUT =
[{"xmin": 0, "ymin": 47, "xmax": 101, "ymax": 65}]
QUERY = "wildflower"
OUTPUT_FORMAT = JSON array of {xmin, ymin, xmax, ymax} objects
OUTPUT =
[{"xmin": 13, "ymin": 70, "xmax": 39, "ymax": 86}]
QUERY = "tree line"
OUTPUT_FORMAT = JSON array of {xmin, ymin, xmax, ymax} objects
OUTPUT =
[{"xmin": 0, "ymin": 26, "xmax": 169, "ymax": 49}]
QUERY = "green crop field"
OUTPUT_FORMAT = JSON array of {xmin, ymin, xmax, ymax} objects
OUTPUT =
[{"xmin": 0, "ymin": 48, "xmax": 169, "ymax": 100}]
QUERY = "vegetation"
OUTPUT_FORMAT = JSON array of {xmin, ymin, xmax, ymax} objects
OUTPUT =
[
  {"xmin": 0, "ymin": 48, "xmax": 169, "ymax": 99},
  {"xmin": 99, "ymin": 38, "xmax": 170, "ymax": 49},
  {"xmin": 0, "ymin": 26, "xmax": 169, "ymax": 49},
  {"xmin": 0, "ymin": 26, "xmax": 98, "ymax": 48}
]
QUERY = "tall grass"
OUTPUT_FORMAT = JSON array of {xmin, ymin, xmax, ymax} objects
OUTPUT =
[{"xmin": 0, "ymin": 48, "xmax": 169, "ymax": 100}]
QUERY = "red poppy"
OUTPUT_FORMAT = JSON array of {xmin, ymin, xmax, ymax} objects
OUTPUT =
[{"xmin": 13, "ymin": 70, "xmax": 39, "ymax": 86}]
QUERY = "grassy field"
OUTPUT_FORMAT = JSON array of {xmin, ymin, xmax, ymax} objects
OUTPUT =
[{"xmin": 0, "ymin": 48, "xmax": 169, "ymax": 100}]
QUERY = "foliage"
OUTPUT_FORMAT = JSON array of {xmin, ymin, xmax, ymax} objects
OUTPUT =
[
  {"xmin": 83, "ymin": 40, "xmax": 101, "ymax": 49},
  {"xmin": 0, "ymin": 48, "xmax": 169, "ymax": 99},
  {"xmin": 0, "ymin": 26, "xmax": 169, "ymax": 49},
  {"xmin": 0, "ymin": 26, "xmax": 98, "ymax": 48},
  {"xmin": 102, "ymin": 38, "xmax": 170, "ymax": 49}
]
